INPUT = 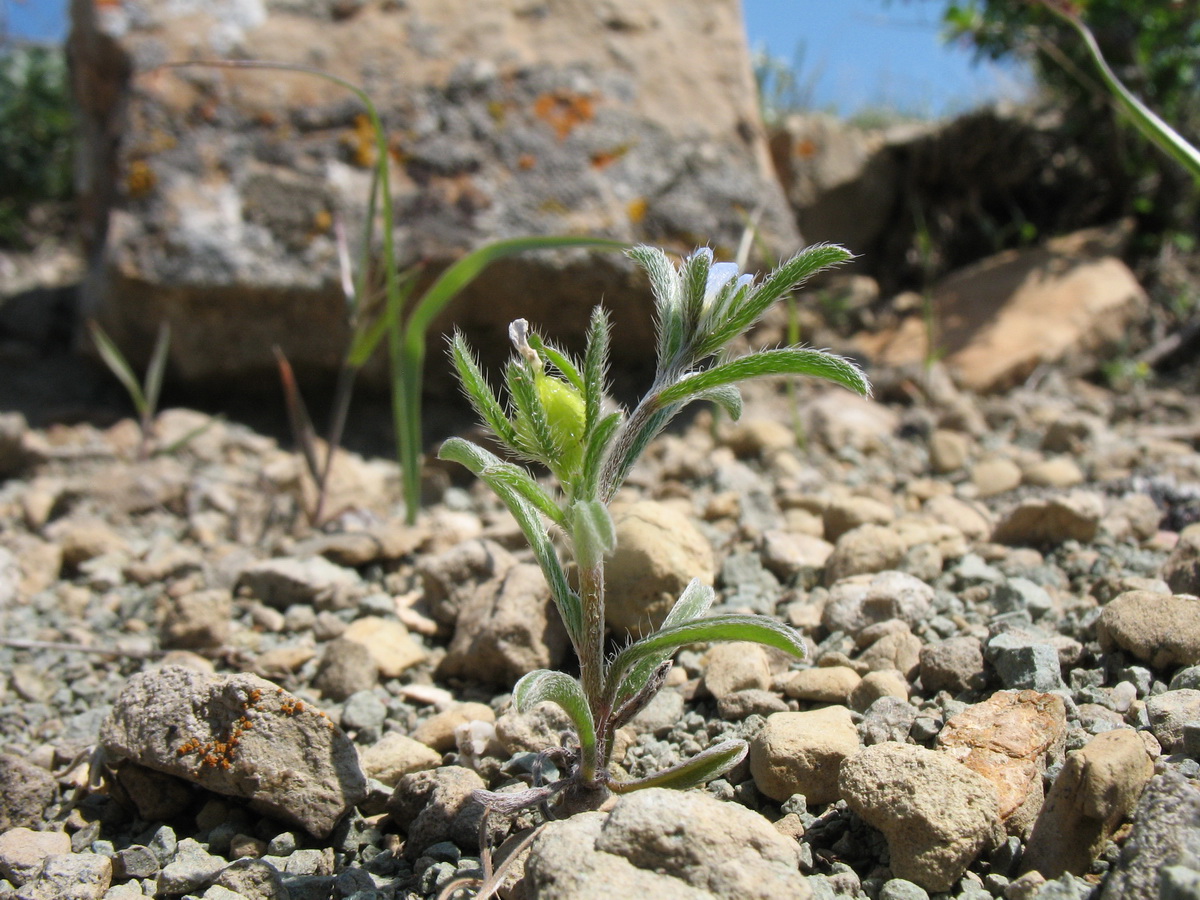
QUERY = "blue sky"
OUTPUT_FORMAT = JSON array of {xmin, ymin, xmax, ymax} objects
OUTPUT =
[{"xmin": 5, "ymin": 0, "xmax": 1028, "ymax": 117}]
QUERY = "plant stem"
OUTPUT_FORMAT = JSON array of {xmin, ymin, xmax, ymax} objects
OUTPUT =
[{"xmin": 576, "ymin": 561, "xmax": 607, "ymax": 783}]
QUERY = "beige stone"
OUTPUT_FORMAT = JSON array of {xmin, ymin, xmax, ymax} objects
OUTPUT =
[
  {"xmin": 359, "ymin": 733, "xmax": 443, "ymax": 787},
  {"xmin": 1021, "ymin": 456, "xmax": 1085, "ymax": 489},
  {"xmin": 412, "ymin": 702, "xmax": 496, "ymax": 754},
  {"xmin": 0, "ymin": 828, "xmax": 71, "ymax": 886},
  {"xmin": 604, "ymin": 501, "xmax": 714, "ymax": 634},
  {"xmin": 749, "ymin": 706, "xmax": 860, "ymax": 804},
  {"xmin": 1021, "ymin": 729, "xmax": 1153, "ymax": 878},
  {"xmin": 703, "ymin": 643, "xmax": 771, "ymax": 701},
  {"xmin": 779, "ymin": 666, "xmax": 861, "ymax": 705},
  {"xmin": 972, "ymin": 458, "xmax": 1022, "ymax": 498},
  {"xmin": 840, "ymin": 742, "xmax": 1002, "ymax": 893},
  {"xmin": 1096, "ymin": 590, "xmax": 1200, "ymax": 670},
  {"xmin": 923, "ymin": 495, "xmax": 992, "ymax": 543},
  {"xmin": 342, "ymin": 616, "xmax": 426, "ymax": 678},
  {"xmin": 930, "ymin": 429, "xmax": 971, "ymax": 473}
]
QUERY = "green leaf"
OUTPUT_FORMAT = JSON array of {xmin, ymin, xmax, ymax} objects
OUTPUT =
[
  {"xmin": 143, "ymin": 322, "xmax": 171, "ymax": 421},
  {"xmin": 88, "ymin": 321, "xmax": 147, "ymax": 415},
  {"xmin": 679, "ymin": 247, "xmax": 712, "ymax": 333},
  {"xmin": 438, "ymin": 437, "xmax": 582, "ymax": 641},
  {"xmin": 582, "ymin": 306, "xmax": 612, "ymax": 438},
  {"xmin": 580, "ymin": 410, "xmax": 622, "ymax": 499},
  {"xmin": 611, "ymin": 579, "xmax": 714, "ymax": 708},
  {"xmin": 437, "ymin": 437, "xmax": 564, "ymax": 526},
  {"xmin": 405, "ymin": 236, "xmax": 629, "ymax": 343},
  {"xmin": 628, "ymin": 245, "xmax": 684, "ymax": 365},
  {"xmin": 1055, "ymin": 10, "xmax": 1200, "ymax": 184},
  {"xmin": 601, "ymin": 404, "xmax": 677, "ymax": 501},
  {"xmin": 609, "ymin": 739, "xmax": 748, "ymax": 793},
  {"xmin": 507, "ymin": 358, "xmax": 557, "ymax": 460},
  {"xmin": 345, "ymin": 269, "xmax": 419, "ymax": 368},
  {"xmin": 513, "ymin": 670, "xmax": 597, "ymax": 767},
  {"xmin": 607, "ymin": 613, "xmax": 805, "ymax": 703},
  {"xmin": 694, "ymin": 384, "xmax": 742, "ymax": 420},
  {"xmin": 567, "ymin": 499, "xmax": 615, "ymax": 569},
  {"xmin": 698, "ymin": 244, "xmax": 852, "ymax": 356},
  {"xmin": 448, "ymin": 332, "xmax": 521, "ymax": 448},
  {"xmin": 657, "ymin": 347, "xmax": 870, "ymax": 407}
]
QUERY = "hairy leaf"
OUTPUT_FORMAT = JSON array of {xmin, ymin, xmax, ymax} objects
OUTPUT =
[
  {"xmin": 88, "ymin": 321, "xmax": 147, "ymax": 415},
  {"xmin": 628, "ymin": 245, "xmax": 685, "ymax": 365},
  {"xmin": 698, "ymin": 244, "xmax": 852, "ymax": 356},
  {"xmin": 694, "ymin": 383, "xmax": 743, "ymax": 420},
  {"xmin": 611, "ymin": 579, "xmax": 714, "ymax": 708},
  {"xmin": 567, "ymin": 499, "xmax": 615, "ymax": 569},
  {"xmin": 607, "ymin": 613, "xmax": 805, "ymax": 701},
  {"xmin": 579, "ymin": 410, "xmax": 622, "ymax": 499},
  {"xmin": 449, "ymin": 332, "xmax": 521, "ymax": 448},
  {"xmin": 528, "ymin": 334, "xmax": 585, "ymax": 395},
  {"xmin": 437, "ymin": 437, "xmax": 564, "ymax": 526},
  {"xmin": 513, "ymin": 670, "xmax": 597, "ymax": 763},
  {"xmin": 608, "ymin": 739, "xmax": 748, "ymax": 793},
  {"xmin": 657, "ymin": 347, "xmax": 870, "ymax": 407},
  {"xmin": 582, "ymin": 307, "xmax": 612, "ymax": 438},
  {"xmin": 438, "ymin": 438, "xmax": 582, "ymax": 641}
]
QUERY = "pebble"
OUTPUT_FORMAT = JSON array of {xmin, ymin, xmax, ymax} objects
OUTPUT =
[
  {"xmin": 749, "ymin": 706, "xmax": 860, "ymax": 804},
  {"xmin": 1097, "ymin": 590, "xmax": 1200, "ymax": 670}
]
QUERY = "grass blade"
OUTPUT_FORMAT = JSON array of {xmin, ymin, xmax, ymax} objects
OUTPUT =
[
  {"xmin": 405, "ymin": 236, "xmax": 629, "ymax": 344},
  {"xmin": 88, "ymin": 321, "xmax": 147, "ymax": 416},
  {"xmin": 143, "ymin": 322, "xmax": 171, "ymax": 421},
  {"xmin": 273, "ymin": 345, "xmax": 323, "ymax": 484}
]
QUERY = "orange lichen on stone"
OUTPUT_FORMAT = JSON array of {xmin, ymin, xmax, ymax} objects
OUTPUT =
[
  {"xmin": 796, "ymin": 138, "xmax": 818, "ymax": 158},
  {"xmin": 517, "ymin": 153, "xmax": 537, "ymax": 170},
  {"xmin": 590, "ymin": 143, "xmax": 631, "ymax": 169},
  {"xmin": 533, "ymin": 91, "xmax": 595, "ymax": 140},
  {"xmin": 176, "ymin": 688, "xmax": 265, "ymax": 771},
  {"xmin": 346, "ymin": 113, "xmax": 376, "ymax": 168}
]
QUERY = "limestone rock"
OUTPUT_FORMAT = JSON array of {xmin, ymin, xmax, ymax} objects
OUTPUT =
[
  {"xmin": 100, "ymin": 666, "xmax": 366, "ymax": 838},
  {"xmin": 839, "ymin": 742, "xmax": 1002, "ymax": 893},
  {"xmin": 69, "ymin": 0, "xmax": 796, "ymax": 387},
  {"xmin": 991, "ymin": 492, "xmax": 1105, "ymax": 547},
  {"xmin": 857, "ymin": 225, "xmax": 1148, "ymax": 393},
  {"xmin": 937, "ymin": 691, "xmax": 1066, "ymax": 837},
  {"xmin": 1096, "ymin": 590, "xmax": 1200, "ymax": 670},
  {"xmin": 523, "ymin": 788, "xmax": 809, "ymax": 900},
  {"xmin": 703, "ymin": 643, "xmax": 772, "ymax": 702},
  {"xmin": 1021, "ymin": 728, "xmax": 1153, "ymax": 879},
  {"xmin": 236, "ymin": 556, "xmax": 362, "ymax": 611},
  {"xmin": 437, "ymin": 562, "xmax": 568, "ymax": 686},
  {"xmin": 0, "ymin": 829, "xmax": 71, "ymax": 886},
  {"xmin": 359, "ymin": 733, "xmax": 443, "ymax": 788},
  {"xmin": 779, "ymin": 666, "xmax": 861, "ymax": 705},
  {"xmin": 750, "ymin": 706, "xmax": 860, "ymax": 804},
  {"xmin": 920, "ymin": 636, "xmax": 987, "ymax": 695},
  {"xmin": 0, "ymin": 755, "xmax": 57, "ymax": 832},
  {"xmin": 823, "ymin": 570, "xmax": 934, "ymax": 636},
  {"xmin": 604, "ymin": 501, "xmax": 714, "ymax": 634}
]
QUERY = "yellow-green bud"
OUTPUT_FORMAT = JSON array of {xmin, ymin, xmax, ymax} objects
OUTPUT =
[{"xmin": 510, "ymin": 319, "xmax": 586, "ymax": 475}]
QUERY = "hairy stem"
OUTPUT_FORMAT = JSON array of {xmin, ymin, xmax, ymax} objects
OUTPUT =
[{"xmin": 576, "ymin": 561, "xmax": 607, "ymax": 783}]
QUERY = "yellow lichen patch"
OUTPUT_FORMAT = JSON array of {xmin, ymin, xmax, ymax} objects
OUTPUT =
[
  {"xmin": 533, "ymin": 91, "xmax": 596, "ymax": 141},
  {"xmin": 345, "ymin": 113, "xmax": 376, "ymax": 168},
  {"xmin": 626, "ymin": 197, "xmax": 647, "ymax": 224},
  {"xmin": 127, "ymin": 160, "xmax": 156, "ymax": 199},
  {"xmin": 312, "ymin": 209, "xmax": 333, "ymax": 233},
  {"xmin": 517, "ymin": 153, "xmax": 537, "ymax": 171},
  {"xmin": 796, "ymin": 138, "xmax": 819, "ymax": 158}
]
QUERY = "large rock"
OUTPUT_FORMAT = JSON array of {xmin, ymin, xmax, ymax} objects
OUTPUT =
[
  {"xmin": 100, "ymin": 665, "xmax": 366, "ymax": 838},
  {"xmin": 522, "ymin": 788, "xmax": 809, "ymax": 900},
  {"xmin": 68, "ymin": 0, "xmax": 797, "ymax": 386},
  {"xmin": 857, "ymin": 225, "xmax": 1147, "ymax": 393},
  {"xmin": 1096, "ymin": 590, "xmax": 1200, "ymax": 671},
  {"xmin": 839, "ymin": 742, "xmax": 1002, "ymax": 893}
]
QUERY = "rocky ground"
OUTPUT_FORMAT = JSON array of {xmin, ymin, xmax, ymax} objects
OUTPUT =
[{"xmin": 1, "ymin": 351, "xmax": 1200, "ymax": 900}]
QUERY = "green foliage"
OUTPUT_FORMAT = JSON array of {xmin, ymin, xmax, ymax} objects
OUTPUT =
[
  {"xmin": 444, "ymin": 244, "xmax": 870, "ymax": 805},
  {"xmin": 89, "ymin": 321, "xmax": 172, "ymax": 460},
  {"xmin": 942, "ymin": 0, "xmax": 1200, "ymax": 226},
  {"xmin": 0, "ymin": 43, "xmax": 74, "ymax": 247}
]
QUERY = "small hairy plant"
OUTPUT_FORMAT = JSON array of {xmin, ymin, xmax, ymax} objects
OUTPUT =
[{"xmin": 441, "ymin": 244, "xmax": 870, "ymax": 818}]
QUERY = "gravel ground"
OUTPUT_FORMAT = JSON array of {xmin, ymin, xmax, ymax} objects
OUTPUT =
[{"xmin": 1, "ymin": 361, "xmax": 1199, "ymax": 900}]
